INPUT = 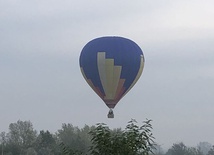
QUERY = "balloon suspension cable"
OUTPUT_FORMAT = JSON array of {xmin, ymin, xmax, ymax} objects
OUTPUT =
[{"xmin": 107, "ymin": 108, "xmax": 114, "ymax": 118}]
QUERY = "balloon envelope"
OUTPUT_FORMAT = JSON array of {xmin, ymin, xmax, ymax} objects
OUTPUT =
[{"xmin": 79, "ymin": 36, "xmax": 145, "ymax": 109}]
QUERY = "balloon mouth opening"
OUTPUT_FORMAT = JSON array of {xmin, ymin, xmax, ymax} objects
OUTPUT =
[
  {"xmin": 104, "ymin": 100, "xmax": 118, "ymax": 109},
  {"xmin": 106, "ymin": 104, "xmax": 116, "ymax": 109}
]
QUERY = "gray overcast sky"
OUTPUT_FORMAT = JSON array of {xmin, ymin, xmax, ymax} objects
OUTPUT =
[{"xmin": 1, "ymin": 0, "xmax": 214, "ymax": 149}]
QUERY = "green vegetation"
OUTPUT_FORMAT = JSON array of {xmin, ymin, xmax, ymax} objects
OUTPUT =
[
  {"xmin": 0, "ymin": 120, "xmax": 213, "ymax": 155},
  {"xmin": 88, "ymin": 119, "xmax": 155, "ymax": 155}
]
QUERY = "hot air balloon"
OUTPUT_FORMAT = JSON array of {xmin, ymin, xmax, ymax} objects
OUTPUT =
[{"xmin": 79, "ymin": 36, "xmax": 145, "ymax": 118}]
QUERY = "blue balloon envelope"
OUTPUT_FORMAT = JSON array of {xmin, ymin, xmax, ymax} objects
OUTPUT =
[{"xmin": 79, "ymin": 36, "xmax": 145, "ymax": 117}]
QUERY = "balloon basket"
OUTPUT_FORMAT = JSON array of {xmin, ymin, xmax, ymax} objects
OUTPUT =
[{"xmin": 107, "ymin": 109, "xmax": 114, "ymax": 118}]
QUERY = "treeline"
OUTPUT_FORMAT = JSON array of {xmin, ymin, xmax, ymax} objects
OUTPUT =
[
  {"xmin": 0, "ymin": 120, "xmax": 92, "ymax": 155},
  {"xmin": 164, "ymin": 142, "xmax": 214, "ymax": 155},
  {"xmin": 0, "ymin": 120, "xmax": 214, "ymax": 155}
]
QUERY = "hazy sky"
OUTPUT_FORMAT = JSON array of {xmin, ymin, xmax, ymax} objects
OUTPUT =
[{"xmin": 1, "ymin": 0, "xmax": 214, "ymax": 149}]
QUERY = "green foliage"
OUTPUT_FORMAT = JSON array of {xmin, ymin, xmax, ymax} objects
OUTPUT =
[
  {"xmin": 166, "ymin": 142, "xmax": 203, "ymax": 155},
  {"xmin": 6, "ymin": 120, "xmax": 37, "ymax": 154},
  {"xmin": 1, "ymin": 119, "xmax": 213, "ymax": 155},
  {"xmin": 89, "ymin": 119, "xmax": 155, "ymax": 155},
  {"xmin": 198, "ymin": 142, "xmax": 212, "ymax": 155},
  {"xmin": 124, "ymin": 119, "xmax": 155, "ymax": 155},
  {"xmin": 60, "ymin": 142, "xmax": 84, "ymax": 155},
  {"xmin": 57, "ymin": 124, "xmax": 92, "ymax": 154},
  {"xmin": 35, "ymin": 130, "xmax": 59, "ymax": 155},
  {"xmin": 166, "ymin": 142, "xmax": 187, "ymax": 155},
  {"xmin": 58, "ymin": 119, "xmax": 155, "ymax": 155},
  {"xmin": 187, "ymin": 147, "xmax": 203, "ymax": 155},
  {"xmin": 89, "ymin": 123, "xmax": 112, "ymax": 155},
  {"xmin": 26, "ymin": 147, "xmax": 37, "ymax": 155},
  {"xmin": 208, "ymin": 146, "xmax": 214, "ymax": 155}
]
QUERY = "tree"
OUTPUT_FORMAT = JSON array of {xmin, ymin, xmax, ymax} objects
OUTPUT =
[
  {"xmin": 35, "ymin": 130, "xmax": 60, "ymax": 155},
  {"xmin": 166, "ymin": 142, "xmax": 187, "ymax": 155},
  {"xmin": 207, "ymin": 146, "xmax": 214, "ymax": 155},
  {"xmin": 60, "ymin": 142, "xmax": 83, "ymax": 155},
  {"xmin": 166, "ymin": 143, "xmax": 204, "ymax": 155},
  {"xmin": 26, "ymin": 147, "xmax": 37, "ymax": 155},
  {"xmin": 57, "ymin": 123, "xmax": 92, "ymax": 154},
  {"xmin": 89, "ymin": 119, "xmax": 155, "ymax": 155},
  {"xmin": 0, "ymin": 132, "xmax": 6, "ymax": 155},
  {"xmin": 153, "ymin": 144, "xmax": 165, "ymax": 155},
  {"xmin": 187, "ymin": 147, "xmax": 203, "ymax": 155},
  {"xmin": 7, "ymin": 120, "xmax": 37, "ymax": 154},
  {"xmin": 198, "ymin": 142, "xmax": 212, "ymax": 155}
]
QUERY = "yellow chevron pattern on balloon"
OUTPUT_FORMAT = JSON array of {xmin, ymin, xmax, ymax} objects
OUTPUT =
[{"xmin": 97, "ymin": 52, "xmax": 123, "ymax": 100}]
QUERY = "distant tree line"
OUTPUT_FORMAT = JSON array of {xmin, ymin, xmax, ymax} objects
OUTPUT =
[
  {"xmin": 0, "ymin": 120, "xmax": 92, "ymax": 155},
  {"xmin": 0, "ymin": 120, "xmax": 213, "ymax": 155}
]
